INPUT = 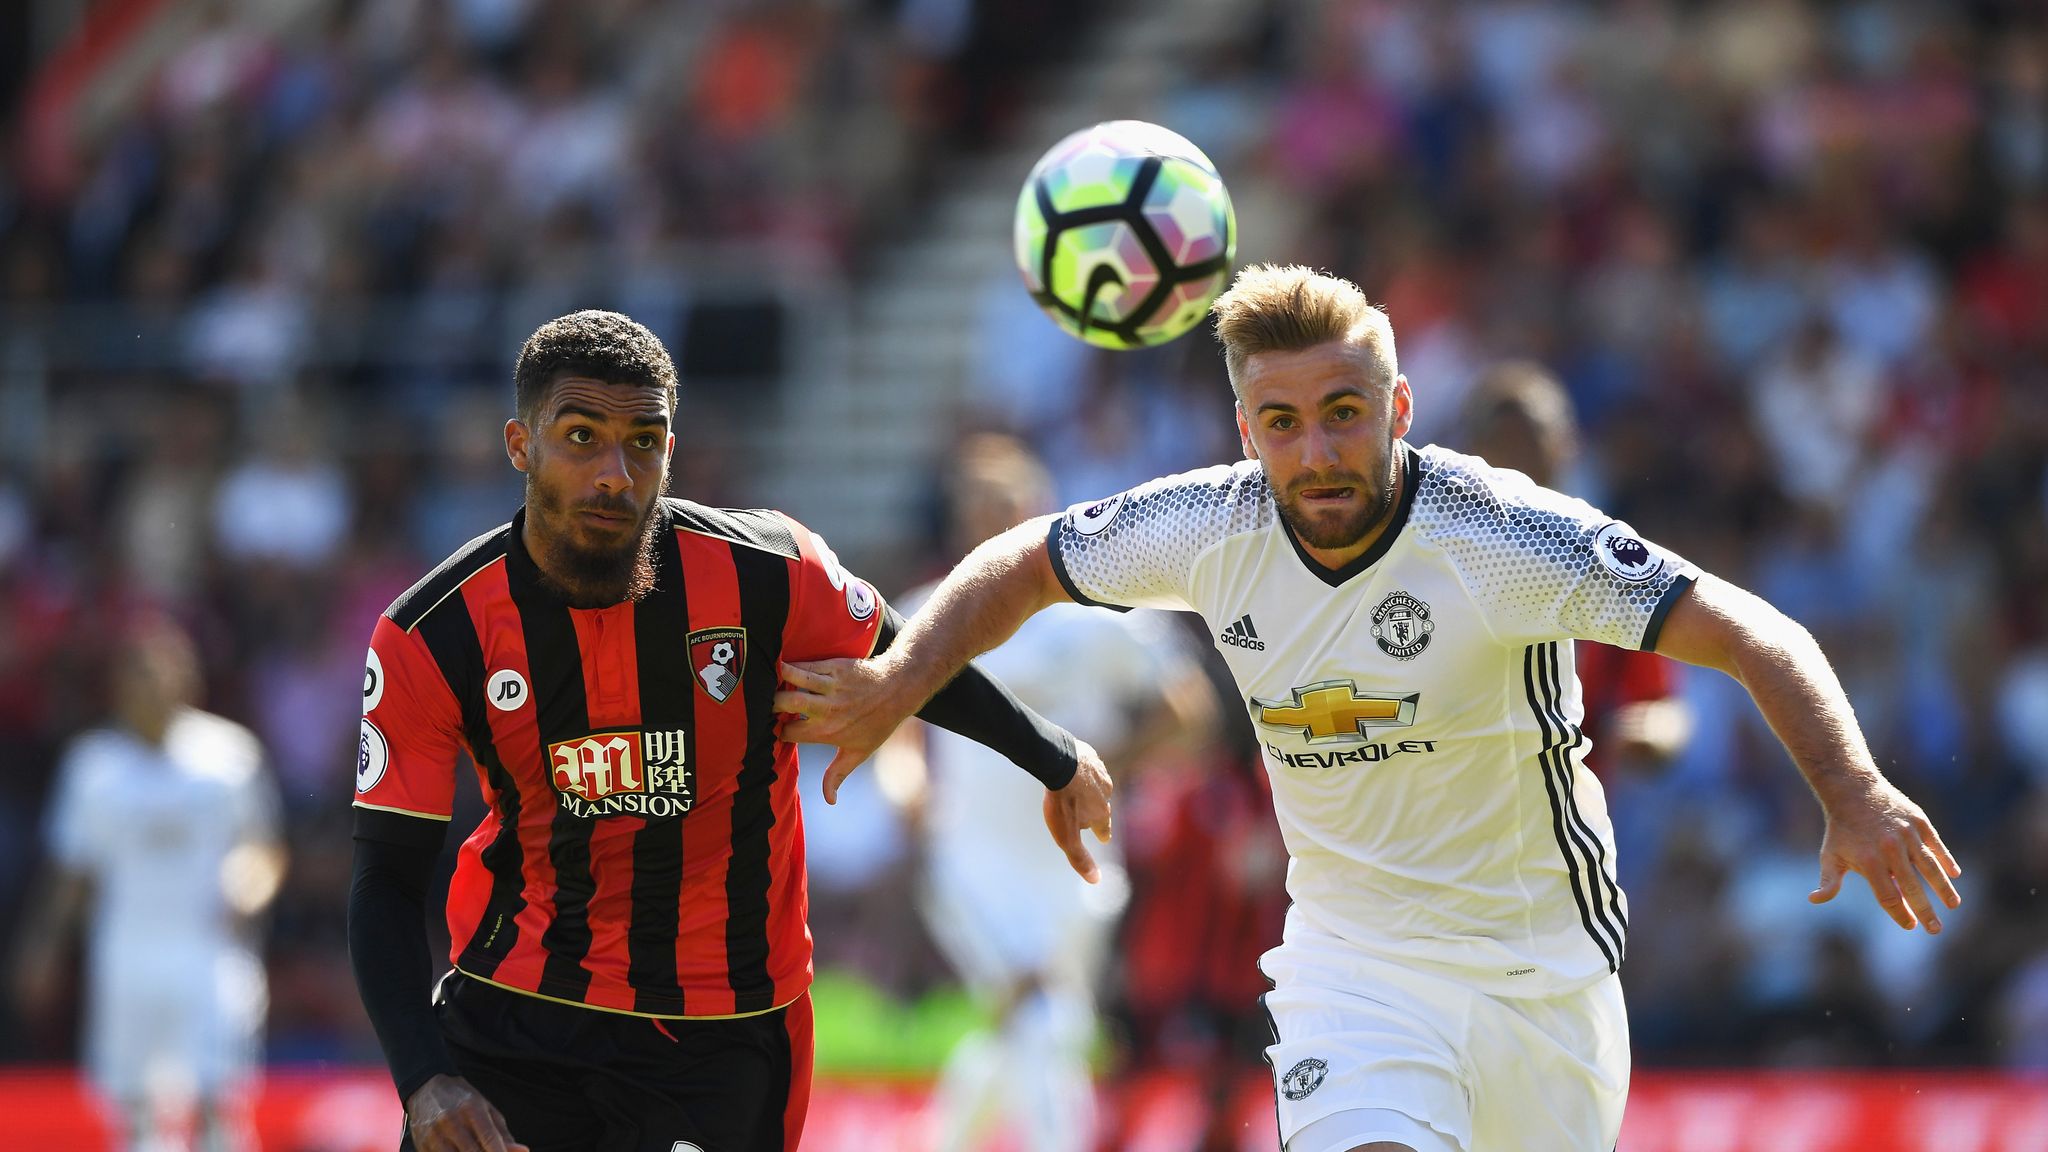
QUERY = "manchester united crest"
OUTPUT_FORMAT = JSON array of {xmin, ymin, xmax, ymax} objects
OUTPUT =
[
  {"xmin": 688, "ymin": 627, "xmax": 747, "ymax": 703},
  {"xmin": 1370, "ymin": 590, "xmax": 1434, "ymax": 660}
]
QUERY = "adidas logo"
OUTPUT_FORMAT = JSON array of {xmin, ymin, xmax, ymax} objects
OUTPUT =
[{"xmin": 1219, "ymin": 614, "xmax": 1265, "ymax": 651}]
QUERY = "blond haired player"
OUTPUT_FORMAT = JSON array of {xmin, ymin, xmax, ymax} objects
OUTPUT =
[{"xmin": 774, "ymin": 265, "xmax": 1962, "ymax": 1151}]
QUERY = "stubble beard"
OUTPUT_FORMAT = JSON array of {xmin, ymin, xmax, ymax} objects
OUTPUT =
[
  {"xmin": 1272, "ymin": 439, "xmax": 1401, "ymax": 552},
  {"xmin": 525, "ymin": 468, "xmax": 663, "ymax": 607}
]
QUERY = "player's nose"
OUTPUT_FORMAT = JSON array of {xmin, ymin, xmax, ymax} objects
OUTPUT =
[
  {"xmin": 592, "ymin": 446, "xmax": 632, "ymax": 493},
  {"xmin": 1298, "ymin": 426, "xmax": 1340, "ymax": 470}
]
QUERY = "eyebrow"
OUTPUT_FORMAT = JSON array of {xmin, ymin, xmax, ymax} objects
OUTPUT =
[
  {"xmin": 1255, "ymin": 387, "xmax": 1371, "ymax": 416},
  {"xmin": 554, "ymin": 403, "xmax": 669, "ymax": 428}
]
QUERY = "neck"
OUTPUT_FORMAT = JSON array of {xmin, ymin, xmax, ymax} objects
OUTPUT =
[{"xmin": 127, "ymin": 710, "xmax": 175, "ymax": 747}]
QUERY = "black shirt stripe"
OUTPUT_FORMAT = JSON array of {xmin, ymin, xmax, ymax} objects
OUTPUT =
[
  {"xmin": 667, "ymin": 499, "xmax": 800, "ymax": 559},
  {"xmin": 628, "ymin": 519, "xmax": 693, "ymax": 1012},
  {"xmin": 725, "ymin": 541, "xmax": 789, "ymax": 1012},
  {"xmin": 1545, "ymin": 643, "xmax": 1630, "ymax": 948},
  {"xmin": 1525, "ymin": 644, "xmax": 1617, "ymax": 973},
  {"xmin": 414, "ymin": 588, "xmax": 526, "ymax": 978},
  {"xmin": 388, "ymin": 527, "xmax": 510, "ymax": 632},
  {"xmin": 507, "ymin": 526, "xmax": 599, "ymax": 1001},
  {"xmin": 1539, "ymin": 641, "xmax": 1625, "ymax": 967}
]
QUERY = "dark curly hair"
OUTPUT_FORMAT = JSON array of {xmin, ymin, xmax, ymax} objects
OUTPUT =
[{"xmin": 514, "ymin": 310, "xmax": 678, "ymax": 421}]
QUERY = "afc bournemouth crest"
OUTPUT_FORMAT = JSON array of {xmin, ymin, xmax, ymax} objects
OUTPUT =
[
  {"xmin": 1370, "ymin": 590, "xmax": 1434, "ymax": 660},
  {"xmin": 689, "ymin": 627, "xmax": 746, "ymax": 703},
  {"xmin": 1280, "ymin": 1057, "xmax": 1327, "ymax": 1101}
]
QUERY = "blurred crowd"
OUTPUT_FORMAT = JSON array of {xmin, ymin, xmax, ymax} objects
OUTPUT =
[
  {"xmin": 3, "ymin": 0, "xmax": 2047, "ymax": 1125},
  {"xmin": 964, "ymin": 0, "xmax": 2048, "ymax": 1078},
  {"xmin": 0, "ymin": 0, "xmax": 1093, "ymax": 1072}
]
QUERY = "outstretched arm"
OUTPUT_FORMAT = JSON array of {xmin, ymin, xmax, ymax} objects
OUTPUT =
[
  {"xmin": 777, "ymin": 514, "xmax": 1071, "ymax": 766},
  {"xmin": 1653, "ymin": 573, "xmax": 1961, "ymax": 933},
  {"xmin": 777, "ymin": 516, "xmax": 1115, "ymax": 876}
]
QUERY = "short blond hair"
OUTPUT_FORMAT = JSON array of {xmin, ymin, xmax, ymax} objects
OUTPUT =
[{"xmin": 1210, "ymin": 264, "xmax": 1397, "ymax": 395}]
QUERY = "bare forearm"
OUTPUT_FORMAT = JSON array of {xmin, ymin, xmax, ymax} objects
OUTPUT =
[
  {"xmin": 882, "ymin": 516, "xmax": 1068, "ymax": 707},
  {"xmin": 1657, "ymin": 576, "xmax": 1881, "ymax": 802}
]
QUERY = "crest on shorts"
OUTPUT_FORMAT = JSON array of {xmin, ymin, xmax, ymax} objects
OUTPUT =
[
  {"xmin": 1281, "ymin": 1057, "xmax": 1327, "ymax": 1100},
  {"xmin": 689, "ymin": 627, "xmax": 746, "ymax": 703},
  {"xmin": 1370, "ymin": 590, "xmax": 1434, "ymax": 660}
]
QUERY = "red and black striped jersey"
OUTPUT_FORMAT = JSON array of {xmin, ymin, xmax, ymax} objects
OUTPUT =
[{"xmin": 353, "ymin": 499, "xmax": 883, "ymax": 1018}]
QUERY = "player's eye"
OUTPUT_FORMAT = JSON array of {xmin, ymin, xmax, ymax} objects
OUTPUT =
[
  {"xmin": 633, "ymin": 434, "xmax": 659, "ymax": 450},
  {"xmin": 1330, "ymin": 406, "xmax": 1357, "ymax": 423},
  {"xmin": 567, "ymin": 426, "xmax": 593, "ymax": 444},
  {"xmin": 1269, "ymin": 416, "xmax": 1297, "ymax": 431}
]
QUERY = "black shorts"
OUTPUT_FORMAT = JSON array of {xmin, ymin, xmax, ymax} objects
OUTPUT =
[{"xmin": 400, "ymin": 971, "xmax": 814, "ymax": 1152}]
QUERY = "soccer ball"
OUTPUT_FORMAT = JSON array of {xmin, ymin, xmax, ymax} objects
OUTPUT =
[{"xmin": 1013, "ymin": 120, "xmax": 1237, "ymax": 350}]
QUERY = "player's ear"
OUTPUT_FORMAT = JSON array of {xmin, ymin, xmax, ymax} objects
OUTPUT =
[
  {"xmin": 1235, "ymin": 402, "xmax": 1259, "ymax": 461},
  {"xmin": 506, "ymin": 418, "xmax": 531, "ymax": 472},
  {"xmin": 1390, "ymin": 375, "xmax": 1413, "ymax": 440}
]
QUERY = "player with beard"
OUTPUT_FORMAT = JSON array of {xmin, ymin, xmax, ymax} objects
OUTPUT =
[
  {"xmin": 348, "ymin": 310, "xmax": 1111, "ymax": 1152},
  {"xmin": 772, "ymin": 266, "xmax": 1961, "ymax": 1152}
]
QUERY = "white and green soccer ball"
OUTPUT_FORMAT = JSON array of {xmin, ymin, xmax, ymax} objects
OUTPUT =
[{"xmin": 1013, "ymin": 120, "xmax": 1237, "ymax": 350}]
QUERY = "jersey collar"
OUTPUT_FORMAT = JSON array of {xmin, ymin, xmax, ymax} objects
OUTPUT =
[{"xmin": 1279, "ymin": 442, "xmax": 1421, "ymax": 588}]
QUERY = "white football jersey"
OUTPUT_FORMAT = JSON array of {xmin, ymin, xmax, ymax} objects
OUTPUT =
[
  {"xmin": 1048, "ymin": 444, "xmax": 1698, "ymax": 997},
  {"xmin": 46, "ymin": 708, "xmax": 277, "ymax": 1006},
  {"xmin": 902, "ymin": 584, "xmax": 1181, "ymax": 884}
]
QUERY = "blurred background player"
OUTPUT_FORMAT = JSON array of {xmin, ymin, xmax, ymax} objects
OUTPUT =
[
  {"xmin": 880, "ymin": 434, "xmax": 1217, "ymax": 1152},
  {"xmin": 11, "ymin": 617, "xmax": 285, "ymax": 1152},
  {"xmin": 1459, "ymin": 362, "xmax": 1692, "ymax": 782}
]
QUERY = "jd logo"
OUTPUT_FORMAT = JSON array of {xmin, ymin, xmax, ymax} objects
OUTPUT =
[
  {"xmin": 363, "ymin": 648, "xmax": 384, "ymax": 712},
  {"xmin": 487, "ymin": 669, "xmax": 528, "ymax": 712},
  {"xmin": 1252, "ymin": 681, "xmax": 1419, "ymax": 745}
]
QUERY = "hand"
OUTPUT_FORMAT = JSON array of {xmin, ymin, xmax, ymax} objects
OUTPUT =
[
  {"xmin": 405, "ymin": 1074, "xmax": 529, "ymax": 1152},
  {"xmin": 1042, "ymin": 741, "xmax": 1114, "ymax": 884},
  {"xmin": 1810, "ymin": 780, "xmax": 1962, "ymax": 934},
  {"xmin": 775, "ymin": 657, "xmax": 920, "ymax": 804}
]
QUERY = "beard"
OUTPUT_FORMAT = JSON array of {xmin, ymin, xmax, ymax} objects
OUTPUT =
[
  {"xmin": 1271, "ymin": 439, "xmax": 1401, "ymax": 552},
  {"xmin": 525, "ymin": 466, "xmax": 663, "ymax": 607}
]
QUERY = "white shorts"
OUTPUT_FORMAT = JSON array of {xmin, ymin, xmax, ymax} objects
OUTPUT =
[
  {"xmin": 1260, "ymin": 923, "xmax": 1628, "ymax": 1152},
  {"xmin": 87, "ymin": 953, "xmax": 263, "ymax": 1103},
  {"xmin": 919, "ymin": 849, "xmax": 1124, "ymax": 996}
]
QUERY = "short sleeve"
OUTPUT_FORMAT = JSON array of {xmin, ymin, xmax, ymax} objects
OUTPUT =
[
  {"xmin": 355, "ymin": 614, "xmax": 465, "ymax": 823},
  {"xmin": 1416, "ymin": 455, "xmax": 1697, "ymax": 651},
  {"xmin": 1047, "ymin": 462, "xmax": 1271, "ymax": 612},
  {"xmin": 43, "ymin": 740, "xmax": 106, "ymax": 872},
  {"xmin": 780, "ymin": 517, "xmax": 886, "ymax": 662},
  {"xmin": 230, "ymin": 739, "xmax": 282, "ymax": 844}
]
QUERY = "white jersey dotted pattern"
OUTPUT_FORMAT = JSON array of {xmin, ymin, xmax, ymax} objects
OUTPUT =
[
  {"xmin": 1049, "ymin": 444, "xmax": 1698, "ymax": 998},
  {"xmin": 1410, "ymin": 456, "xmax": 1685, "ymax": 650},
  {"xmin": 1048, "ymin": 462, "xmax": 1273, "ymax": 611}
]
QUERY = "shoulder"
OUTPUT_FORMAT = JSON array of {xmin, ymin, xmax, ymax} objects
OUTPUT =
[
  {"xmin": 167, "ymin": 710, "xmax": 264, "ymax": 784},
  {"xmin": 386, "ymin": 522, "xmax": 513, "ymax": 631},
  {"xmin": 1409, "ymin": 444, "xmax": 1604, "ymax": 545},
  {"xmin": 1063, "ymin": 460, "xmax": 1273, "ymax": 543},
  {"xmin": 56, "ymin": 729, "xmax": 128, "ymax": 787},
  {"xmin": 665, "ymin": 499, "xmax": 800, "ymax": 560}
]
